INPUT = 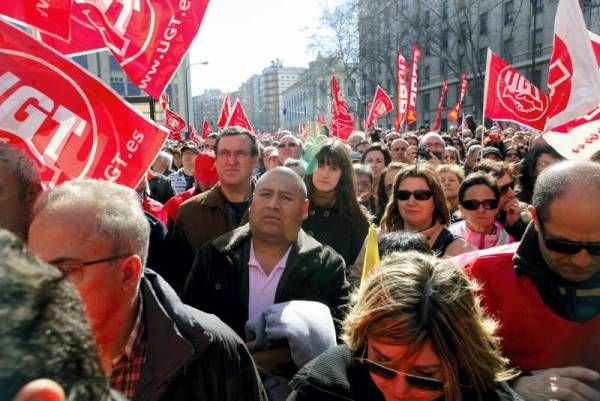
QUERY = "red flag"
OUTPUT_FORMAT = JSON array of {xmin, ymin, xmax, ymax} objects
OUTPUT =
[
  {"xmin": 168, "ymin": 129, "xmax": 183, "ymax": 141},
  {"xmin": 330, "ymin": 74, "xmax": 354, "ymax": 140},
  {"xmin": 0, "ymin": 20, "xmax": 167, "ymax": 189},
  {"xmin": 395, "ymin": 51, "xmax": 409, "ymax": 130},
  {"xmin": 225, "ymin": 99, "xmax": 253, "ymax": 132},
  {"xmin": 483, "ymin": 49, "xmax": 549, "ymax": 131},
  {"xmin": 588, "ymin": 30, "xmax": 600, "ymax": 66},
  {"xmin": 164, "ymin": 105, "xmax": 186, "ymax": 133},
  {"xmin": 39, "ymin": 0, "xmax": 210, "ymax": 98},
  {"xmin": 432, "ymin": 81, "xmax": 448, "ymax": 131},
  {"xmin": 217, "ymin": 93, "xmax": 231, "ymax": 130},
  {"xmin": 188, "ymin": 124, "xmax": 201, "ymax": 145},
  {"xmin": 447, "ymin": 73, "xmax": 468, "ymax": 122},
  {"xmin": 366, "ymin": 85, "xmax": 393, "ymax": 129},
  {"xmin": 0, "ymin": 0, "xmax": 72, "ymax": 39},
  {"xmin": 406, "ymin": 43, "xmax": 422, "ymax": 126},
  {"xmin": 201, "ymin": 118, "xmax": 212, "ymax": 139}
]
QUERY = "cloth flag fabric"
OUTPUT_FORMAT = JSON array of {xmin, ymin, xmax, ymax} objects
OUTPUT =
[
  {"xmin": 217, "ymin": 93, "xmax": 231, "ymax": 130},
  {"xmin": 432, "ymin": 81, "xmax": 448, "ymax": 131},
  {"xmin": 0, "ymin": 0, "xmax": 72, "ymax": 39},
  {"xmin": 544, "ymin": 0, "xmax": 600, "ymax": 130},
  {"xmin": 224, "ymin": 99, "xmax": 253, "ymax": 132},
  {"xmin": 0, "ymin": 20, "xmax": 167, "ymax": 189},
  {"xmin": 395, "ymin": 52, "xmax": 409, "ymax": 131},
  {"xmin": 406, "ymin": 43, "xmax": 422, "ymax": 126},
  {"xmin": 447, "ymin": 73, "xmax": 468, "ymax": 122},
  {"xmin": 588, "ymin": 30, "xmax": 600, "ymax": 66},
  {"xmin": 188, "ymin": 124, "xmax": 200, "ymax": 145},
  {"xmin": 361, "ymin": 224, "xmax": 380, "ymax": 283},
  {"xmin": 38, "ymin": 0, "xmax": 210, "ymax": 98},
  {"xmin": 483, "ymin": 49, "xmax": 549, "ymax": 131},
  {"xmin": 201, "ymin": 118, "xmax": 212, "ymax": 138},
  {"xmin": 330, "ymin": 75, "xmax": 354, "ymax": 141},
  {"xmin": 366, "ymin": 85, "xmax": 394, "ymax": 129}
]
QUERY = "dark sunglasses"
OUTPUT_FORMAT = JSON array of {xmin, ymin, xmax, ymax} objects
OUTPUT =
[
  {"xmin": 397, "ymin": 189, "xmax": 434, "ymax": 201},
  {"xmin": 278, "ymin": 142, "xmax": 298, "ymax": 148},
  {"xmin": 461, "ymin": 199, "xmax": 499, "ymax": 211},
  {"xmin": 499, "ymin": 182, "xmax": 515, "ymax": 195},
  {"xmin": 538, "ymin": 219, "xmax": 600, "ymax": 255},
  {"xmin": 355, "ymin": 357, "xmax": 446, "ymax": 392}
]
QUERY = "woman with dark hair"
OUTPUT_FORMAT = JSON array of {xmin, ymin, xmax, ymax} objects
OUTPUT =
[
  {"xmin": 360, "ymin": 143, "xmax": 391, "ymax": 180},
  {"xmin": 373, "ymin": 162, "xmax": 406, "ymax": 224},
  {"xmin": 517, "ymin": 145, "xmax": 563, "ymax": 204},
  {"xmin": 289, "ymin": 252, "xmax": 520, "ymax": 401},
  {"xmin": 449, "ymin": 173, "xmax": 514, "ymax": 250},
  {"xmin": 303, "ymin": 140, "xmax": 370, "ymax": 266}
]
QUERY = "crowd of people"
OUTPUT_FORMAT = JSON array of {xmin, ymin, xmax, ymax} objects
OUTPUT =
[{"xmin": 1, "ymin": 121, "xmax": 598, "ymax": 401}]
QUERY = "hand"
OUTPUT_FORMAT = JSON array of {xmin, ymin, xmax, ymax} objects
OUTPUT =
[
  {"xmin": 504, "ymin": 199, "xmax": 522, "ymax": 226},
  {"xmin": 513, "ymin": 366, "xmax": 600, "ymax": 401}
]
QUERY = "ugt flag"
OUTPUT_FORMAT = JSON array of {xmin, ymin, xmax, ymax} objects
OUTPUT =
[
  {"xmin": 225, "ymin": 99, "xmax": 254, "ymax": 132},
  {"xmin": 395, "ymin": 52, "xmax": 409, "ymax": 130},
  {"xmin": 366, "ymin": 85, "xmax": 394, "ymax": 129},
  {"xmin": 447, "ymin": 73, "xmax": 468, "ymax": 122},
  {"xmin": 432, "ymin": 81, "xmax": 448, "ymax": 131},
  {"xmin": 39, "ymin": 0, "xmax": 210, "ymax": 98},
  {"xmin": 0, "ymin": 19, "xmax": 168, "ymax": 189},
  {"xmin": 330, "ymin": 74, "xmax": 354, "ymax": 141},
  {"xmin": 0, "ymin": 0, "xmax": 72, "ymax": 39},
  {"xmin": 483, "ymin": 49, "xmax": 549, "ymax": 131},
  {"xmin": 406, "ymin": 43, "xmax": 421, "ymax": 126},
  {"xmin": 216, "ymin": 93, "xmax": 231, "ymax": 130}
]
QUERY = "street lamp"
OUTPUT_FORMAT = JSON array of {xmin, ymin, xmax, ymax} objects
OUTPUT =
[{"xmin": 185, "ymin": 60, "xmax": 209, "ymax": 127}]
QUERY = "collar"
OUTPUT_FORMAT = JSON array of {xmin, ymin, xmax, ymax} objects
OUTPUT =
[
  {"xmin": 249, "ymin": 239, "xmax": 292, "ymax": 274},
  {"xmin": 112, "ymin": 297, "xmax": 144, "ymax": 365}
]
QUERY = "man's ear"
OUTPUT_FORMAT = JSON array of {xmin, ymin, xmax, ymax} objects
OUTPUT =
[
  {"xmin": 528, "ymin": 205, "xmax": 540, "ymax": 231},
  {"xmin": 121, "ymin": 255, "xmax": 143, "ymax": 291},
  {"xmin": 302, "ymin": 199, "xmax": 309, "ymax": 220},
  {"xmin": 14, "ymin": 379, "xmax": 65, "ymax": 401}
]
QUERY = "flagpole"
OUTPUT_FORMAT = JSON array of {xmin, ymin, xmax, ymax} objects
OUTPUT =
[{"xmin": 482, "ymin": 48, "xmax": 492, "ymax": 129}]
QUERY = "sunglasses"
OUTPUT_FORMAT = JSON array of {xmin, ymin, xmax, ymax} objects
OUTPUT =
[
  {"xmin": 278, "ymin": 142, "xmax": 298, "ymax": 149},
  {"xmin": 499, "ymin": 182, "xmax": 515, "ymax": 195},
  {"xmin": 538, "ymin": 219, "xmax": 600, "ymax": 255},
  {"xmin": 355, "ymin": 350, "xmax": 446, "ymax": 392},
  {"xmin": 397, "ymin": 189, "xmax": 434, "ymax": 201},
  {"xmin": 461, "ymin": 199, "xmax": 499, "ymax": 211}
]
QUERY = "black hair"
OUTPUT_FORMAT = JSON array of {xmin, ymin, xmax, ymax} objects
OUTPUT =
[
  {"xmin": 518, "ymin": 145, "xmax": 563, "ymax": 204},
  {"xmin": 215, "ymin": 126, "xmax": 259, "ymax": 156},
  {"xmin": 458, "ymin": 172, "xmax": 500, "ymax": 204},
  {"xmin": 378, "ymin": 231, "xmax": 432, "ymax": 257}
]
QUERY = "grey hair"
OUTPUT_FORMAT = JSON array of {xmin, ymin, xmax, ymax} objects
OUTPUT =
[
  {"xmin": 33, "ymin": 179, "xmax": 150, "ymax": 266},
  {"xmin": 156, "ymin": 150, "xmax": 173, "ymax": 165},
  {"xmin": 0, "ymin": 143, "xmax": 42, "ymax": 201},
  {"xmin": 257, "ymin": 166, "xmax": 307, "ymax": 198},
  {"xmin": 532, "ymin": 160, "xmax": 600, "ymax": 222}
]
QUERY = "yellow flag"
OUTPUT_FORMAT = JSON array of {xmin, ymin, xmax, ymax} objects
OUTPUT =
[{"xmin": 361, "ymin": 224, "xmax": 380, "ymax": 282}]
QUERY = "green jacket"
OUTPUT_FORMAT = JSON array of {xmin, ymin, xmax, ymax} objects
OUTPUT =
[{"xmin": 181, "ymin": 224, "xmax": 350, "ymax": 339}]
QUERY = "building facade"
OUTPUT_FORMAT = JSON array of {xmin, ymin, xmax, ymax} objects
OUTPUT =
[
  {"xmin": 192, "ymin": 89, "xmax": 226, "ymax": 130},
  {"xmin": 281, "ymin": 56, "xmax": 360, "ymax": 131},
  {"xmin": 357, "ymin": 0, "xmax": 600, "ymax": 131}
]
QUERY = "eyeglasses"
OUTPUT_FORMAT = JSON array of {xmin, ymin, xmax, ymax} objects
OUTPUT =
[
  {"xmin": 499, "ymin": 182, "xmax": 515, "ymax": 195},
  {"xmin": 461, "ymin": 199, "xmax": 499, "ymax": 211},
  {"xmin": 355, "ymin": 348, "xmax": 446, "ymax": 392},
  {"xmin": 50, "ymin": 254, "xmax": 132, "ymax": 282},
  {"xmin": 538, "ymin": 219, "xmax": 600, "ymax": 255},
  {"xmin": 278, "ymin": 142, "xmax": 298, "ymax": 149},
  {"xmin": 397, "ymin": 189, "xmax": 434, "ymax": 201}
]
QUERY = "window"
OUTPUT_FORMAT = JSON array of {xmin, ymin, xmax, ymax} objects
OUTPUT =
[
  {"xmin": 479, "ymin": 47, "xmax": 487, "ymax": 65},
  {"xmin": 424, "ymin": 66, "xmax": 430, "ymax": 82},
  {"xmin": 441, "ymin": 30, "xmax": 448, "ymax": 50},
  {"xmin": 127, "ymin": 83, "xmax": 141, "ymax": 96},
  {"xmin": 534, "ymin": 28, "xmax": 543, "ymax": 56},
  {"xmin": 424, "ymin": 10, "xmax": 430, "ymax": 27},
  {"xmin": 480, "ymin": 12, "xmax": 488, "ymax": 35},
  {"xmin": 72, "ymin": 55, "xmax": 88, "ymax": 68},
  {"xmin": 109, "ymin": 55, "xmax": 121, "ymax": 71},
  {"xmin": 441, "ymin": 1, "xmax": 448, "ymax": 18},
  {"xmin": 534, "ymin": 0, "xmax": 543, "ymax": 13},
  {"xmin": 440, "ymin": 60, "xmax": 447, "ymax": 76},
  {"xmin": 423, "ymin": 93, "xmax": 430, "ymax": 112},
  {"xmin": 110, "ymin": 82, "xmax": 125, "ymax": 94},
  {"xmin": 504, "ymin": 1, "xmax": 514, "ymax": 25},
  {"xmin": 533, "ymin": 69, "xmax": 542, "ymax": 88},
  {"xmin": 504, "ymin": 38, "xmax": 513, "ymax": 60}
]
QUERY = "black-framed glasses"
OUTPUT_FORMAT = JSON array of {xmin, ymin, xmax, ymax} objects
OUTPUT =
[
  {"xmin": 355, "ymin": 347, "xmax": 446, "ymax": 392},
  {"xmin": 397, "ymin": 190, "xmax": 434, "ymax": 201},
  {"xmin": 50, "ymin": 254, "xmax": 132, "ymax": 282},
  {"xmin": 538, "ymin": 219, "xmax": 600, "ymax": 255},
  {"xmin": 278, "ymin": 142, "xmax": 298, "ymax": 149},
  {"xmin": 461, "ymin": 199, "xmax": 499, "ymax": 211},
  {"xmin": 499, "ymin": 182, "xmax": 515, "ymax": 195}
]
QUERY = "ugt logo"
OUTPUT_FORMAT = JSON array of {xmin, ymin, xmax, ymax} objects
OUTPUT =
[
  {"xmin": 497, "ymin": 67, "xmax": 548, "ymax": 122},
  {"xmin": 547, "ymin": 35, "xmax": 573, "ymax": 118}
]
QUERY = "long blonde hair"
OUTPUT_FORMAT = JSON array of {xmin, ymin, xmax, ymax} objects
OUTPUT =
[{"xmin": 342, "ymin": 251, "xmax": 515, "ymax": 401}]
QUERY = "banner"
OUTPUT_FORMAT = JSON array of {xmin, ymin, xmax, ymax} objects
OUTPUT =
[
  {"xmin": 330, "ymin": 74, "xmax": 354, "ymax": 141},
  {"xmin": 544, "ymin": 105, "xmax": 600, "ymax": 159},
  {"xmin": 224, "ymin": 99, "xmax": 253, "ymax": 132},
  {"xmin": 0, "ymin": 0, "xmax": 72, "ymax": 39},
  {"xmin": 483, "ymin": 49, "xmax": 549, "ymax": 131},
  {"xmin": 545, "ymin": 0, "xmax": 600, "ymax": 130},
  {"xmin": 0, "ymin": 20, "xmax": 168, "ymax": 189},
  {"xmin": 188, "ymin": 124, "xmax": 200, "ymax": 145},
  {"xmin": 395, "ymin": 52, "xmax": 409, "ymax": 130},
  {"xmin": 366, "ymin": 85, "xmax": 394, "ymax": 129},
  {"xmin": 201, "ymin": 117, "xmax": 212, "ymax": 138},
  {"xmin": 39, "ymin": 0, "xmax": 210, "ymax": 98},
  {"xmin": 406, "ymin": 43, "xmax": 421, "ymax": 126},
  {"xmin": 432, "ymin": 81, "xmax": 448, "ymax": 131},
  {"xmin": 216, "ymin": 93, "xmax": 231, "ymax": 130},
  {"xmin": 447, "ymin": 72, "xmax": 468, "ymax": 122}
]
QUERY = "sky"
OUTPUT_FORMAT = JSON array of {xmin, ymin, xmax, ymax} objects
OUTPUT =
[{"xmin": 188, "ymin": 0, "xmax": 343, "ymax": 96}]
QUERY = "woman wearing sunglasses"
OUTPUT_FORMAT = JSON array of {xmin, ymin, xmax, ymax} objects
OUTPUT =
[
  {"xmin": 288, "ymin": 251, "xmax": 520, "ymax": 401},
  {"xmin": 449, "ymin": 173, "xmax": 514, "ymax": 250}
]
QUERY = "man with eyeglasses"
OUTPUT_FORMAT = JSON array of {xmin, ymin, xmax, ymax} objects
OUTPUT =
[
  {"xmin": 462, "ymin": 161, "xmax": 600, "ymax": 401},
  {"xmin": 27, "ymin": 179, "xmax": 266, "ymax": 401},
  {"xmin": 418, "ymin": 132, "xmax": 446, "ymax": 167},
  {"xmin": 172, "ymin": 126, "xmax": 259, "ymax": 291},
  {"xmin": 277, "ymin": 132, "xmax": 303, "ymax": 164}
]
